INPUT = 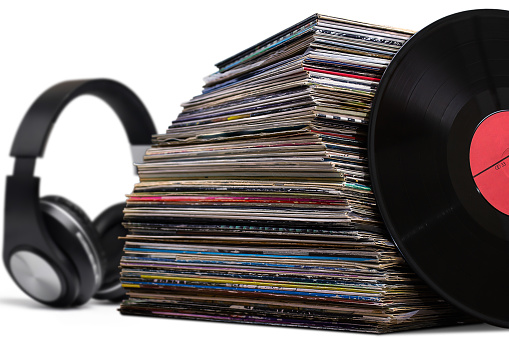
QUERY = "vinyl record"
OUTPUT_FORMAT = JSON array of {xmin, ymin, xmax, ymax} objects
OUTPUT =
[{"xmin": 369, "ymin": 9, "xmax": 509, "ymax": 327}]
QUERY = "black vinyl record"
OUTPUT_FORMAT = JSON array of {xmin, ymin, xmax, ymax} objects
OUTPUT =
[{"xmin": 369, "ymin": 10, "xmax": 509, "ymax": 327}]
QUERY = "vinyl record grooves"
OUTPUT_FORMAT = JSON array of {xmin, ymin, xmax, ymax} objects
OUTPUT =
[{"xmin": 369, "ymin": 9, "xmax": 509, "ymax": 327}]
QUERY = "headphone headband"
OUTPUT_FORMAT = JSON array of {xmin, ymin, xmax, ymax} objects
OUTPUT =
[{"xmin": 11, "ymin": 79, "xmax": 156, "ymax": 160}]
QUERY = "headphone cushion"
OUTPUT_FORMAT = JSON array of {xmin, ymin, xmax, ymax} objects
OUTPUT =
[
  {"xmin": 92, "ymin": 202, "xmax": 127, "ymax": 301},
  {"xmin": 40, "ymin": 195, "xmax": 106, "ymax": 305},
  {"xmin": 43, "ymin": 195, "xmax": 92, "ymax": 224}
]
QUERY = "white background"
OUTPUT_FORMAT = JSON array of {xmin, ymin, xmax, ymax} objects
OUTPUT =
[{"xmin": 0, "ymin": 1, "xmax": 507, "ymax": 338}]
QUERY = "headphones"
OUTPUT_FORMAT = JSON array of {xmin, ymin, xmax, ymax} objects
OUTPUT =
[{"xmin": 3, "ymin": 79, "xmax": 156, "ymax": 307}]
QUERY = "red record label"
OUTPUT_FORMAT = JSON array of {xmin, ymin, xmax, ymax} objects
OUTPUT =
[{"xmin": 469, "ymin": 110, "xmax": 509, "ymax": 215}]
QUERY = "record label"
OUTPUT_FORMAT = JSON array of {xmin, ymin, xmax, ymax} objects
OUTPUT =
[{"xmin": 469, "ymin": 110, "xmax": 509, "ymax": 215}]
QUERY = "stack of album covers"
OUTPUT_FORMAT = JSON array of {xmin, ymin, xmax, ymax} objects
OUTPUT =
[{"xmin": 119, "ymin": 14, "xmax": 474, "ymax": 333}]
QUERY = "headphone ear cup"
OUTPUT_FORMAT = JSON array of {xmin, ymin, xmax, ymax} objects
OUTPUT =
[
  {"xmin": 40, "ymin": 196, "xmax": 105, "ymax": 306},
  {"xmin": 92, "ymin": 202, "xmax": 127, "ymax": 301}
]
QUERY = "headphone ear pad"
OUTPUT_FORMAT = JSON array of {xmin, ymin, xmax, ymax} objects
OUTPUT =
[
  {"xmin": 92, "ymin": 202, "xmax": 127, "ymax": 301},
  {"xmin": 40, "ymin": 195, "xmax": 105, "ymax": 306}
]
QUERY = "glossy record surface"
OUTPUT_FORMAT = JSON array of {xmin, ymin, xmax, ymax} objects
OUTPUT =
[{"xmin": 369, "ymin": 9, "xmax": 509, "ymax": 327}]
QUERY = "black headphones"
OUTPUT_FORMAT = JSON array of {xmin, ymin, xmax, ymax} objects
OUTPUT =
[{"xmin": 3, "ymin": 79, "xmax": 156, "ymax": 307}]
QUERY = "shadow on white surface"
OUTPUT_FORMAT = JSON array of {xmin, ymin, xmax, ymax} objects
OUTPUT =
[
  {"xmin": 0, "ymin": 296, "xmax": 117, "ymax": 310},
  {"xmin": 0, "ymin": 296, "xmax": 507, "ymax": 337},
  {"xmin": 389, "ymin": 322, "xmax": 506, "ymax": 335}
]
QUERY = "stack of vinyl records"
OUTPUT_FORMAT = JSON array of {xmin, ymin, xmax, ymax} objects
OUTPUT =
[{"xmin": 119, "ymin": 14, "xmax": 475, "ymax": 333}]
